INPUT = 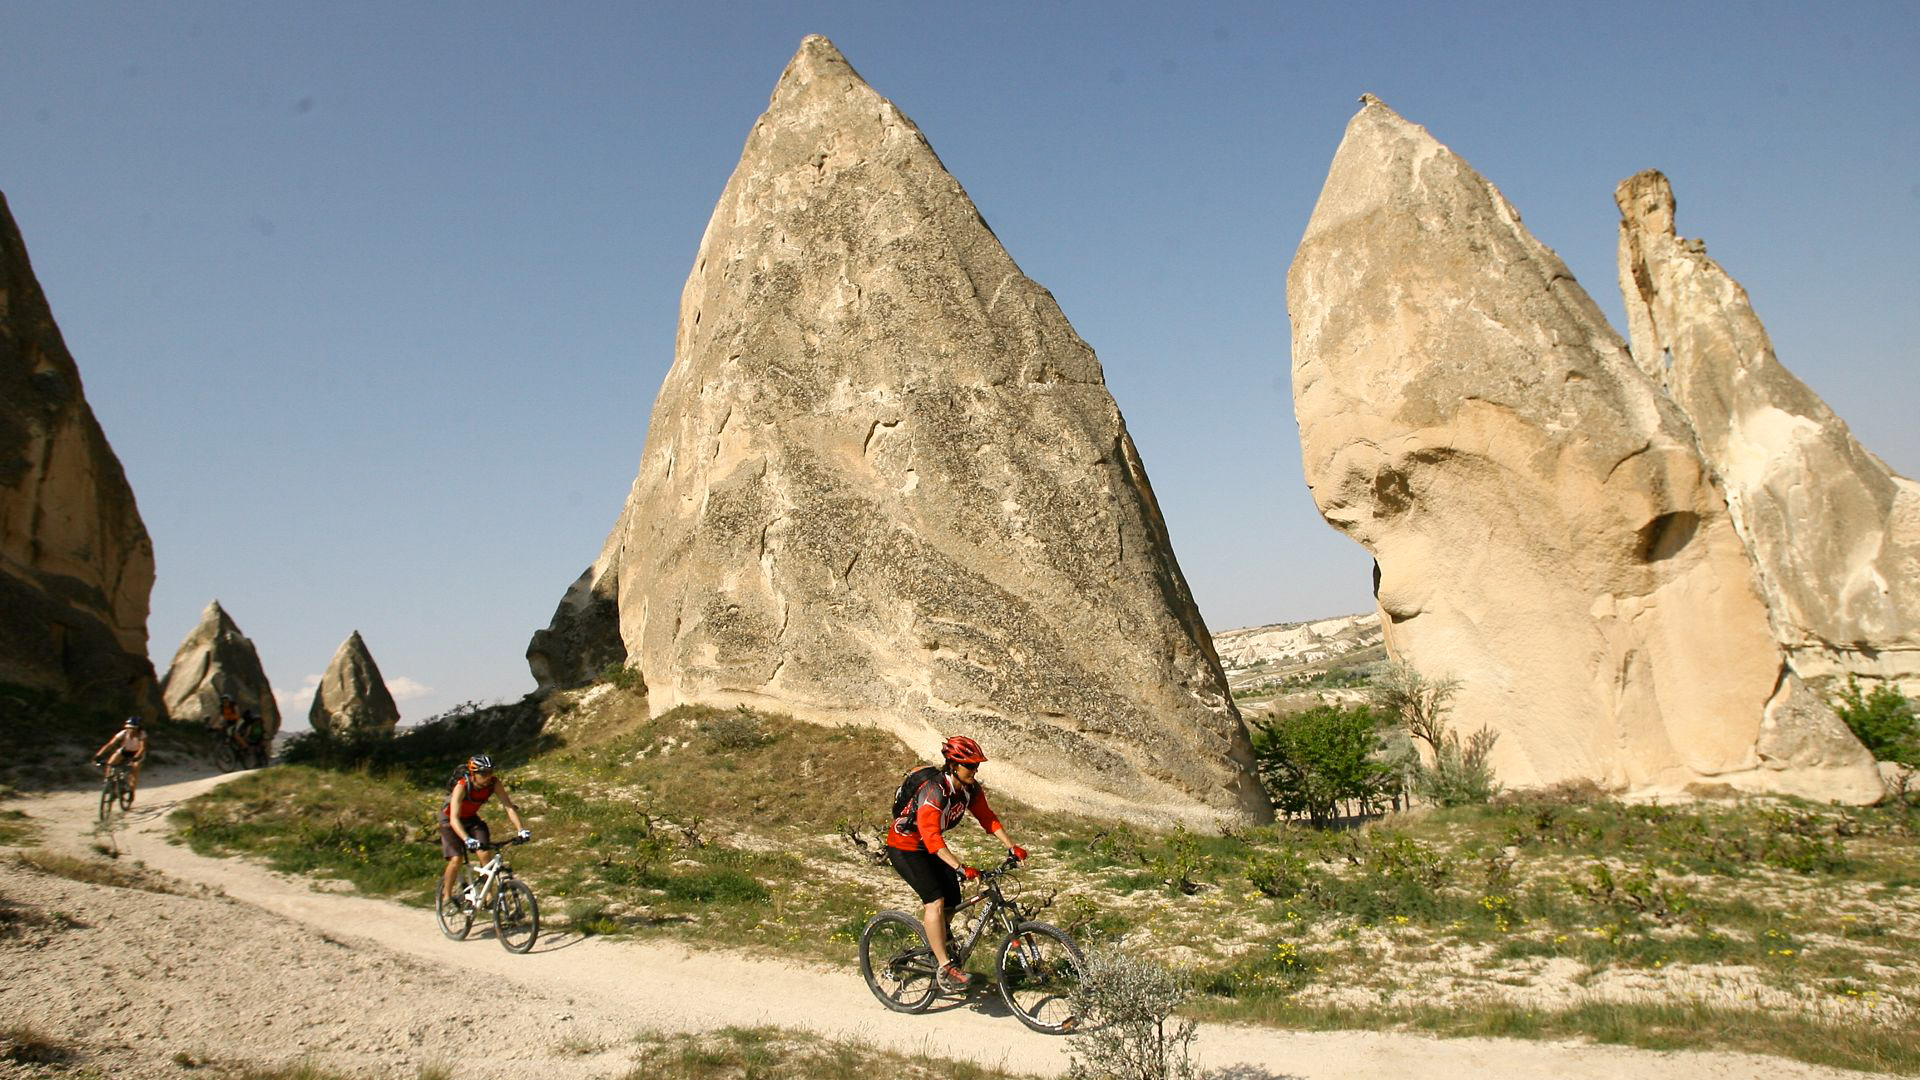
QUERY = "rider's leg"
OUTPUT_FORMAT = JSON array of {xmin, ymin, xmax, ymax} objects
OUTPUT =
[
  {"xmin": 128, "ymin": 759, "xmax": 142, "ymax": 796},
  {"xmin": 921, "ymin": 898, "xmax": 951, "ymax": 966},
  {"xmin": 440, "ymin": 855, "xmax": 463, "ymax": 903}
]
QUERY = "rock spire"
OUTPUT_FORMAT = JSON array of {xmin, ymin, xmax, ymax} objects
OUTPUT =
[
  {"xmin": 309, "ymin": 631, "xmax": 399, "ymax": 736},
  {"xmin": 160, "ymin": 599, "xmax": 280, "ymax": 732},
  {"xmin": 552, "ymin": 35, "xmax": 1268, "ymax": 825},
  {"xmin": 0, "ymin": 190, "xmax": 162, "ymax": 716},
  {"xmin": 1288, "ymin": 98, "xmax": 1880, "ymax": 802},
  {"xmin": 1616, "ymin": 170, "xmax": 1920, "ymax": 697}
]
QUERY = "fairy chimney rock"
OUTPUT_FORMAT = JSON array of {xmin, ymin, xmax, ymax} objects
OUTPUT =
[
  {"xmin": 160, "ymin": 600, "xmax": 281, "ymax": 733},
  {"xmin": 1288, "ymin": 98, "xmax": 1879, "ymax": 802},
  {"xmin": 578, "ymin": 35, "xmax": 1268, "ymax": 826},
  {"xmin": 1616, "ymin": 170, "xmax": 1920, "ymax": 696},
  {"xmin": 309, "ymin": 631, "xmax": 400, "ymax": 736},
  {"xmin": 0, "ymin": 190, "xmax": 162, "ymax": 716}
]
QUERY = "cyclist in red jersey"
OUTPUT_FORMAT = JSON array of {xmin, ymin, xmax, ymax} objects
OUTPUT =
[
  {"xmin": 438, "ymin": 754, "xmax": 529, "ymax": 906},
  {"xmin": 885, "ymin": 735, "xmax": 1028, "ymax": 989}
]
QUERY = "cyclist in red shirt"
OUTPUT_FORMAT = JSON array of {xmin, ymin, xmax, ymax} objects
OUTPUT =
[
  {"xmin": 885, "ymin": 735, "xmax": 1027, "ymax": 989},
  {"xmin": 437, "ymin": 754, "xmax": 529, "ymax": 907}
]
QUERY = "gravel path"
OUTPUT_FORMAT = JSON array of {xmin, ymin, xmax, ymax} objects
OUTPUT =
[{"xmin": 0, "ymin": 764, "xmax": 1873, "ymax": 1079}]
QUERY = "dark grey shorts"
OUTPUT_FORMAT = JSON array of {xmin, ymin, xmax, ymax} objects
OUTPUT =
[
  {"xmin": 887, "ymin": 846, "xmax": 961, "ymax": 908},
  {"xmin": 438, "ymin": 816, "xmax": 489, "ymax": 859}
]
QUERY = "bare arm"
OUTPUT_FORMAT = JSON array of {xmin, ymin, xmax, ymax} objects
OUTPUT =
[
  {"xmin": 497, "ymin": 785, "xmax": 525, "ymax": 833},
  {"xmin": 446, "ymin": 780, "xmax": 469, "ymax": 844}
]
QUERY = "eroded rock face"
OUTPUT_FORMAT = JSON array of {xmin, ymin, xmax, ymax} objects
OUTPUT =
[
  {"xmin": 309, "ymin": 631, "xmax": 399, "ymax": 736},
  {"xmin": 1289, "ymin": 98, "xmax": 1880, "ymax": 802},
  {"xmin": 1617, "ymin": 170, "xmax": 1920, "ymax": 697},
  {"xmin": 589, "ymin": 36, "xmax": 1267, "ymax": 825},
  {"xmin": 0, "ymin": 191, "xmax": 162, "ymax": 716},
  {"xmin": 160, "ymin": 600, "xmax": 280, "ymax": 733},
  {"xmin": 526, "ymin": 536, "xmax": 628, "ymax": 694}
]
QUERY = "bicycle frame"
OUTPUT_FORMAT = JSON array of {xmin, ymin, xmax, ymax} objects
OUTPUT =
[
  {"xmin": 945, "ymin": 855, "xmax": 1028, "ymax": 964},
  {"xmin": 457, "ymin": 838, "xmax": 525, "ymax": 908}
]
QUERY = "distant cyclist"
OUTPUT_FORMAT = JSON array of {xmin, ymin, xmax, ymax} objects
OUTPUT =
[
  {"xmin": 236, "ymin": 708, "xmax": 269, "ymax": 766},
  {"xmin": 93, "ymin": 717, "xmax": 151, "ymax": 806},
  {"xmin": 885, "ymin": 735, "xmax": 1027, "ymax": 989},
  {"xmin": 438, "ymin": 754, "xmax": 530, "ymax": 907}
]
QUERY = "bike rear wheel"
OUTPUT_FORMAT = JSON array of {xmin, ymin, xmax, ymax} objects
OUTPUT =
[
  {"xmin": 436, "ymin": 867, "xmax": 475, "ymax": 940},
  {"xmin": 493, "ymin": 880, "xmax": 538, "ymax": 953},
  {"xmin": 859, "ymin": 911, "xmax": 939, "ymax": 1013},
  {"xmin": 996, "ymin": 921, "xmax": 1084, "ymax": 1034}
]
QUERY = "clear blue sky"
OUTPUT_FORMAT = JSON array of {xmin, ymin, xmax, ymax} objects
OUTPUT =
[{"xmin": 4, "ymin": 3, "xmax": 1915, "ymax": 726}]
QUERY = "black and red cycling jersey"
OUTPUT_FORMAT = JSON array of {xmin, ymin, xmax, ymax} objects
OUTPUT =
[{"xmin": 886, "ymin": 769, "xmax": 1002, "ymax": 855}]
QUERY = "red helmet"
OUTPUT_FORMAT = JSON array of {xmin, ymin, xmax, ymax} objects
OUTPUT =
[{"xmin": 940, "ymin": 735, "xmax": 987, "ymax": 765}]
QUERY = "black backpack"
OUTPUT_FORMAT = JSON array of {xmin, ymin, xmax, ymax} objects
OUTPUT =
[{"xmin": 890, "ymin": 764, "xmax": 944, "ymax": 827}]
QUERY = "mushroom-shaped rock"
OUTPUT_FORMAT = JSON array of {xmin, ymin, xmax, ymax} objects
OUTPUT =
[
  {"xmin": 563, "ymin": 36, "xmax": 1267, "ymax": 826},
  {"xmin": 1288, "ymin": 98, "xmax": 1880, "ymax": 803},
  {"xmin": 160, "ymin": 599, "xmax": 281, "ymax": 733},
  {"xmin": 309, "ymin": 631, "xmax": 400, "ymax": 736},
  {"xmin": 1616, "ymin": 170, "xmax": 1920, "ymax": 697},
  {"xmin": 0, "ymin": 190, "xmax": 163, "ymax": 716}
]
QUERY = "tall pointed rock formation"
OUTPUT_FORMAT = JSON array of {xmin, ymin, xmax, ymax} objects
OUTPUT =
[
  {"xmin": 160, "ymin": 599, "xmax": 280, "ymax": 733},
  {"xmin": 1616, "ymin": 170, "xmax": 1920, "ymax": 697},
  {"xmin": 309, "ymin": 631, "xmax": 399, "ymax": 736},
  {"xmin": 571, "ymin": 36, "xmax": 1266, "ymax": 824},
  {"xmin": 1289, "ymin": 98, "xmax": 1880, "ymax": 802},
  {"xmin": 0, "ymin": 190, "xmax": 162, "ymax": 716}
]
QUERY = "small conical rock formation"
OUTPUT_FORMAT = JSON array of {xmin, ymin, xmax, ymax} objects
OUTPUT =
[
  {"xmin": 160, "ymin": 599, "xmax": 281, "ymax": 733},
  {"xmin": 309, "ymin": 631, "xmax": 399, "ymax": 736},
  {"xmin": 1616, "ymin": 170, "xmax": 1920, "ymax": 697},
  {"xmin": 0, "ymin": 190, "xmax": 163, "ymax": 716},
  {"xmin": 1289, "ymin": 97, "xmax": 1880, "ymax": 802},
  {"xmin": 579, "ymin": 36, "xmax": 1267, "ymax": 825}
]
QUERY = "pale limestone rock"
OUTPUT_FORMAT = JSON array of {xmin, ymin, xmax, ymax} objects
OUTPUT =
[
  {"xmin": 160, "ymin": 599, "xmax": 280, "ymax": 733},
  {"xmin": 1213, "ymin": 615, "xmax": 1382, "ymax": 672},
  {"xmin": 0, "ymin": 190, "xmax": 162, "ymax": 715},
  {"xmin": 1617, "ymin": 170, "xmax": 1920, "ymax": 697},
  {"xmin": 1289, "ymin": 98, "xmax": 1880, "ymax": 803},
  {"xmin": 586, "ymin": 36, "xmax": 1267, "ymax": 826},
  {"xmin": 309, "ymin": 631, "xmax": 399, "ymax": 736}
]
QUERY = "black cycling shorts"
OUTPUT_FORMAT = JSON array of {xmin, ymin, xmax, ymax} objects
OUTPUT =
[{"xmin": 887, "ymin": 847, "xmax": 961, "ymax": 908}]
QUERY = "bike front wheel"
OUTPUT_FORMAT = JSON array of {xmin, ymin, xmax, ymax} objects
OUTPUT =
[
  {"xmin": 98, "ymin": 779, "xmax": 116, "ymax": 821},
  {"xmin": 493, "ymin": 880, "xmax": 539, "ymax": 953},
  {"xmin": 436, "ymin": 867, "xmax": 475, "ymax": 940},
  {"xmin": 996, "ymin": 921, "xmax": 1084, "ymax": 1034},
  {"xmin": 859, "ymin": 911, "xmax": 938, "ymax": 1013},
  {"xmin": 213, "ymin": 740, "xmax": 240, "ymax": 773},
  {"xmin": 117, "ymin": 775, "xmax": 135, "ymax": 811}
]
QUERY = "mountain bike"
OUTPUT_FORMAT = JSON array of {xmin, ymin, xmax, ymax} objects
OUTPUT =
[
  {"xmin": 96, "ymin": 759, "xmax": 135, "ymax": 819},
  {"xmin": 435, "ymin": 836, "xmax": 538, "ymax": 953},
  {"xmin": 859, "ymin": 852, "xmax": 1083, "ymax": 1034}
]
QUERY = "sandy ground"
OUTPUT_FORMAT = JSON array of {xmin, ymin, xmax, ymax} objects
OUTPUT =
[{"xmin": 0, "ymin": 764, "xmax": 1882, "ymax": 1079}]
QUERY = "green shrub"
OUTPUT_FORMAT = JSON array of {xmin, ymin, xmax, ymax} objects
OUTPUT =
[
  {"xmin": 278, "ymin": 699, "xmax": 556, "ymax": 785},
  {"xmin": 599, "ymin": 663, "xmax": 646, "ymax": 695},
  {"xmin": 1202, "ymin": 940, "xmax": 1316, "ymax": 999},
  {"xmin": 1832, "ymin": 677, "xmax": 1919, "ymax": 765},
  {"xmin": 1372, "ymin": 663, "xmax": 1499, "ymax": 806},
  {"xmin": 1249, "ymin": 703, "xmax": 1392, "ymax": 825}
]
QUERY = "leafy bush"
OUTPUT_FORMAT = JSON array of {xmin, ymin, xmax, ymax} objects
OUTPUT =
[
  {"xmin": 703, "ymin": 706, "xmax": 775, "ymax": 751},
  {"xmin": 599, "ymin": 662, "xmax": 646, "ymax": 695},
  {"xmin": 279, "ymin": 699, "xmax": 557, "ymax": 785},
  {"xmin": 1372, "ymin": 662, "xmax": 1499, "ymax": 806},
  {"xmin": 1832, "ymin": 677, "xmax": 1919, "ymax": 766},
  {"xmin": 1202, "ymin": 940, "xmax": 1316, "ymax": 999},
  {"xmin": 1249, "ymin": 703, "xmax": 1392, "ymax": 825},
  {"xmin": 1067, "ymin": 949, "xmax": 1199, "ymax": 1080}
]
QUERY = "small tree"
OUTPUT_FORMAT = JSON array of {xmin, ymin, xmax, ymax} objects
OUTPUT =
[
  {"xmin": 1833, "ymin": 677, "xmax": 1920, "ymax": 766},
  {"xmin": 1249, "ymin": 704, "xmax": 1390, "ymax": 826},
  {"xmin": 1067, "ymin": 949, "xmax": 1198, "ymax": 1080},
  {"xmin": 1371, "ymin": 662, "xmax": 1499, "ymax": 806}
]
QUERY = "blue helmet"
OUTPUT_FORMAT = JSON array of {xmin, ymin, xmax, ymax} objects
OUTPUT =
[{"xmin": 124, "ymin": 716, "xmax": 142, "ymax": 728}]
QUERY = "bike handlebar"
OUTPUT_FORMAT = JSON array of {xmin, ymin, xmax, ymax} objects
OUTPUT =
[{"xmin": 473, "ymin": 836, "xmax": 531, "ymax": 852}]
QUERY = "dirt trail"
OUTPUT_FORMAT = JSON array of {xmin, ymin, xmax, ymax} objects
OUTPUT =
[{"xmin": 3, "ymin": 765, "xmax": 1869, "ymax": 1079}]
